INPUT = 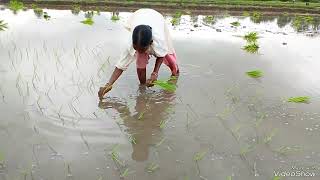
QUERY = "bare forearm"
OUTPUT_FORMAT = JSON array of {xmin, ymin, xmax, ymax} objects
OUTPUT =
[
  {"xmin": 153, "ymin": 57, "xmax": 164, "ymax": 73},
  {"xmin": 108, "ymin": 67, "xmax": 123, "ymax": 85}
]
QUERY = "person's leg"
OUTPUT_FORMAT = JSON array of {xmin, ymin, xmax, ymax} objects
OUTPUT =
[
  {"xmin": 163, "ymin": 53, "xmax": 179, "ymax": 76},
  {"xmin": 136, "ymin": 52, "xmax": 149, "ymax": 84}
]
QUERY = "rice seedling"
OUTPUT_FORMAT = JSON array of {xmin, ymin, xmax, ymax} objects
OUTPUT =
[
  {"xmin": 155, "ymin": 137, "xmax": 166, "ymax": 147},
  {"xmin": 243, "ymin": 43, "xmax": 259, "ymax": 53},
  {"xmin": 80, "ymin": 132, "xmax": 90, "ymax": 150},
  {"xmin": 85, "ymin": 11, "xmax": 94, "ymax": 19},
  {"xmin": 110, "ymin": 144, "xmax": 125, "ymax": 167},
  {"xmin": 9, "ymin": 0, "xmax": 24, "ymax": 13},
  {"xmin": 244, "ymin": 32, "xmax": 258, "ymax": 43},
  {"xmin": 242, "ymin": 11, "xmax": 250, "ymax": 17},
  {"xmin": 120, "ymin": 168, "xmax": 129, "ymax": 178},
  {"xmin": 171, "ymin": 11, "xmax": 182, "ymax": 26},
  {"xmin": 71, "ymin": 4, "xmax": 81, "ymax": 15},
  {"xmin": 81, "ymin": 18, "xmax": 94, "ymax": 25},
  {"xmin": 230, "ymin": 21, "xmax": 240, "ymax": 27},
  {"xmin": 128, "ymin": 135, "xmax": 136, "ymax": 145},
  {"xmin": 152, "ymin": 80, "xmax": 176, "ymax": 92},
  {"xmin": 263, "ymin": 128, "xmax": 278, "ymax": 144},
  {"xmin": 138, "ymin": 111, "xmax": 145, "ymax": 120},
  {"xmin": 203, "ymin": 15, "xmax": 215, "ymax": 25},
  {"xmin": 250, "ymin": 11, "xmax": 262, "ymax": 23},
  {"xmin": 111, "ymin": 15, "xmax": 120, "ymax": 22},
  {"xmin": 43, "ymin": 12, "xmax": 51, "ymax": 20},
  {"xmin": 240, "ymin": 144, "xmax": 256, "ymax": 156},
  {"xmin": 0, "ymin": 20, "xmax": 8, "ymax": 31},
  {"xmin": 274, "ymin": 146, "xmax": 302, "ymax": 155},
  {"xmin": 287, "ymin": 96, "xmax": 310, "ymax": 103},
  {"xmin": 146, "ymin": 162, "xmax": 159, "ymax": 173},
  {"xmin": 159, "ymin": 120, "xmax": 167, "ymax": 129},
  {"xmin": 33, "ymin": 8, "xmax": 43, "ymax": 18},
  {"xmin": 246, "ymin": 70, "xmax": 263, "ymax": 78},
  {"xmin": 227, "ymin": 176, "xmax": 232, "ymax": 180},
  {"xmin": 193, "ymin": 151, "xmax": 207, "ymax": 161}
]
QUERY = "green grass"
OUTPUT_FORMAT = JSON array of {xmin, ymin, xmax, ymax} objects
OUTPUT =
[
  {"xmin": 81, "ymin": 18, "xmax": 94, "ymax": 25},
  {"xmin": 288, "ymin": 96, "xmax": 310, "ymax": 103},
  {"xmin": 231, "ymin": 21, "xmax": 241, "ymax": 27},
  {"xmin": 9, "ymin": 0, "xmax": 24, "ymax": 13},
  {"xmin": 244, "ymin": 32, "xmax": 258, "ymax": 43},
  {"xmin": 246, "ymin": 70, "xmax": 263, "ymax": 78},
  {"xmin": 243, "ymin": 43, "xmax": 259, "ymax": 53},
  {"xmin": 153, "ymin": 80, "xmax": 176, "ymax": 92},
  {"xmin": 0, "ymin": 20, "xmax": 8, "ymax": 31}
]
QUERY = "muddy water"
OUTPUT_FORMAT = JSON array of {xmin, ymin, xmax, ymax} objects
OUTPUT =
[{"xmin": 1, "ymin": 7, "xmax": 320, "ymax": 180}]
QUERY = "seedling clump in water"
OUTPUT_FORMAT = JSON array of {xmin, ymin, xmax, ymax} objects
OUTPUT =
[
  {"xmin": 288, "ymin": 96, "xmax": 310, "ymax": 103},
  {"xmin": 243, "ymin": 43, "xmax": 259, "ymax": 53},
  {"xmin": 244, "ymin": 32, "xmax": 258, "ymax": 43},
  {"xmin": 171, "ymin": 11, "xmax": 182, "ymax": 26},
  {"xmin": 111, "ymin": 15, "xmax": 120, "ymax": 22},
  {"xmin": 246, "ymin": 70, "xmax": 263, "ymax": 78}
]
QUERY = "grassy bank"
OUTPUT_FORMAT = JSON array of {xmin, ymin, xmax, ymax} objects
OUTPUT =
[{"xmin": 3, "ymin": 0, "xmax": 320, "ymax": 14}]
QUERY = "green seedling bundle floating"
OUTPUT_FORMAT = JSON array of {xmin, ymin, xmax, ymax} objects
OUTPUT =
[
  {"xmin": 152, "ymin": 79, "xmax": 176, "ymax": 92},
  {"xmin": 287, "ymin": 96, "xmax": 310, "ymax": 103},
  {"xmin": 246, "ymin": 70, "xmax": 263, "ymax": 78}
]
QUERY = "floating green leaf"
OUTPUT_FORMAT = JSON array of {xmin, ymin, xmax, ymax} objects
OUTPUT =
[
  {"xmin": 288, "ymin": 96, "xmax": 310, "ymax": 103},
  {"xmin": 243, "ymin": 43, "xmax": 259, "ymax": 53},
  {"xmin": 246, "ymin": 70, "xmax": 263, "ymax": 78},
  {"xmin": 81, "ymin": 18, "xmax": 94, "ymax": 25},
  {"xmin": 231, "ymin": 21, "xmax": 240, "ymax": 27}
]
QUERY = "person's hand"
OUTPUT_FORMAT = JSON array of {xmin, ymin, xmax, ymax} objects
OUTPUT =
[
  {"xmin": 146, "ymin": 72, "xmax": 158, "ymax": 87},
  {"xmin": 98, "ymin": 83, "xmax": 113, "ymax": 100}
]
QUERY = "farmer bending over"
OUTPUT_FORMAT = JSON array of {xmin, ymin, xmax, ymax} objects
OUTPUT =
[{"xmin": 98, "ymin": 8, "xmax": 179, "ymax": 100}]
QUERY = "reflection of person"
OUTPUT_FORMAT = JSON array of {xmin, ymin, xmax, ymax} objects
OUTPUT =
[
  {"xmin": 98, "ymin": 83, "xmax": 177, "ymax": 161},
  {"xmin": 98, "ymin": 8, "xmax": 179, "ymax": 100}
]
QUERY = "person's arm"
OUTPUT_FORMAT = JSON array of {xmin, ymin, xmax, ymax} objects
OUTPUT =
[{"xmin": 146, "ymin": 57, "xmax": 164, "ymax": 86}]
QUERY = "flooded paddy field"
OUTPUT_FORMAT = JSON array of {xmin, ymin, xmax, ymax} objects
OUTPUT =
[{"xmin": 0, "ymin": 5, "xmax": 320, "ymax": 180}]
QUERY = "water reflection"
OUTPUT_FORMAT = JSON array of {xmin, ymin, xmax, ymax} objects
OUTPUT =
[{"xmin": 98, "ymin": 82, "xmax": 177, "ymax": 161}]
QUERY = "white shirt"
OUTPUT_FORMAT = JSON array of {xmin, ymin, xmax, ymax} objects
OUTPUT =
[{"xmin": 115, "ymin": 9, "xmax": 175, "ymax": 70}]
